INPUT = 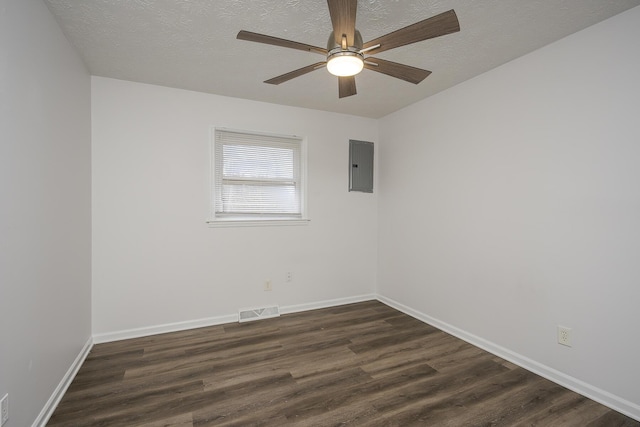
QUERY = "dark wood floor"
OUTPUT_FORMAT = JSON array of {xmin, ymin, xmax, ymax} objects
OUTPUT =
[{"xmin": 48, "ymin": 301, "xmax": 638, "ymax": 426}]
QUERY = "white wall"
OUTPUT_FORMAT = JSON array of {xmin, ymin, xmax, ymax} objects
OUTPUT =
[
  {"xmin": 0, "ymin": 1, "xmax": 92, "ymax": 426},
  {"xmin": 91, "ymin": 77, "xmax": 378, "ymax": 338},
  {"xmin": 378, "ymin": 5, "xmax": 640, "ymax": 417}
]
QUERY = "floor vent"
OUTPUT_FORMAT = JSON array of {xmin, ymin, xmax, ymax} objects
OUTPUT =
[{"xmin": 238, "ymin": 306, "xmax": 280, "ymax": 323}]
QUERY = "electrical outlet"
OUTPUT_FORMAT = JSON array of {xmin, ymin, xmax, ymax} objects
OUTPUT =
[
  {"xmin": 264, "ymin": 280, "xmax": 272, "ymax": 291},
  {"xmin": 1, "ymin": 393, "xmax": 8, "ymax": 426},
  {"xmin": 286, "ymin": 272, "xmax": 292, "ymax": 282},
  {"xmin": 558, "ymin": 326, "xmax": 572, "ymax": 347}
]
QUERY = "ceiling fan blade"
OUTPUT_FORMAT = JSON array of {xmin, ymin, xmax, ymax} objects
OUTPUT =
[
  {"xmin": 362, "ymin": 9, "xmax": 459, "ymax": 55},
  {"xmin": 327, "ymin": 0, "xmax": 357, "ymax": 47},
  {"xmin": 237, "ymin": 30, "xmax": 328, "ymax": 55},
  {"xmin": 264, "ymin": 62, "xmax": 326, "ymax": 85},
  {"xmin": 338, "ymin": 76, "xmax": 357, "ymax": 98},
  {"xmin": 363, "ymin": 58, "xmax": 431, "ymax": 84}
]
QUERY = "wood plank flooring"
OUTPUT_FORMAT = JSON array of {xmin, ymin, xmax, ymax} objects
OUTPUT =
[{"xmin": 47, "ymin": 301, "xmax": 639, "ymax": 426}]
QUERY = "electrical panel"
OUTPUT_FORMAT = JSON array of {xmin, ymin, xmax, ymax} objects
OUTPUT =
[{"xmin": 349, "ymin": 140, "xmax": 374, "ymax": 193}]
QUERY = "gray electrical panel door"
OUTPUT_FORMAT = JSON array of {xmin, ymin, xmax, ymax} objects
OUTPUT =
[{"xmin": 349, "ymin": 140, "xmax": 374, "ymax": 193}]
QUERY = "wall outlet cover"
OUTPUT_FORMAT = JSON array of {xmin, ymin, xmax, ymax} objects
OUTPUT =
[
  {"xmin": 558, "ymin": 326, "xmax": 572, "ymax": 347},
  {"xmin": 1, "ymin": 393, "xmax": 8, "ymax": 426}
]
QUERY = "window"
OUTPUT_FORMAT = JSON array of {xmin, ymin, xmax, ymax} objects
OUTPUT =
[{"xmin": 209, "ymin": 128, "xmax": 308, "ymax": 226}]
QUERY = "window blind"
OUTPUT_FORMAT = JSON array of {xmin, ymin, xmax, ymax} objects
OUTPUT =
[{"xmin": 214, "ymin": 130, "xmax": 302, "ymax": 218}]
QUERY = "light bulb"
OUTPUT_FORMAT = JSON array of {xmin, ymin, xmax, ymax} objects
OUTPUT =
[{"xmin": 327, "ymin": 53, "xmax": 364, "ymax": 77}]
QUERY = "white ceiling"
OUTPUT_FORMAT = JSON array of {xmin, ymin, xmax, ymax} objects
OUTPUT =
[{"xmin": 45, "ymin": 0, "xmax": 640, "ymax": 118}]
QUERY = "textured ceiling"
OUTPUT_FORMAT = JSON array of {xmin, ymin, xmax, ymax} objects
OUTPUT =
[{"xmin": 45, "ymin": 0, "xmax": 640, "ymax": 118}]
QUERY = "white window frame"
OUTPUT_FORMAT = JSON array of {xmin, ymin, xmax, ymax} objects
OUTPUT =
[{"xmin": 208, "ymin": 127, "xmax": 309, "ymax": 227}]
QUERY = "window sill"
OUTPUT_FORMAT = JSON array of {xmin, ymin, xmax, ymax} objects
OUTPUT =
[{"xmin": 207, "ymin": 218, "xmax": 310, "ymax": 228}]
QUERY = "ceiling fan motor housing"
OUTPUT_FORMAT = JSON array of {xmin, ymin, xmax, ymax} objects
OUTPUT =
[
  {"xmin": 326, "ymin": 29, "xmax": 364, "ymax": 77},
  {"xmin": 327, "ymin": 29, "xmax": 363, "ymax": 50}
]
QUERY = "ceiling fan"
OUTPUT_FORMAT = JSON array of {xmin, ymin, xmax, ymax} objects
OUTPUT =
[{"xmin": 237, "ymin": 0, "xmax": 460, "ymax": 99}]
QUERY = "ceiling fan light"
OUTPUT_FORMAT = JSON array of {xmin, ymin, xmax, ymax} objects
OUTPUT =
[{"xmin": 327, "ymin": 53, "xmax": 364, "ymax": 77}]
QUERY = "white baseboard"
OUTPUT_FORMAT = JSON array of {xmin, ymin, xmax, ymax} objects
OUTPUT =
[
  {"xmin": 93, "ymin": 294, "xmax": 377, "ymax": 344},
  {"xmin": 93, "ymin": 313, "xmax": 238, "ymax": 344},
  {"xmin": 32, "ymin": 337, "xmax": 93, "ymax": 427},
  {"xmin": 376, "ymin": 294, "xmax": 640, "ymax": 422},
  {"xmin": 280, "ymin": 294, "xmax": 376, "ymax": 315}
]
